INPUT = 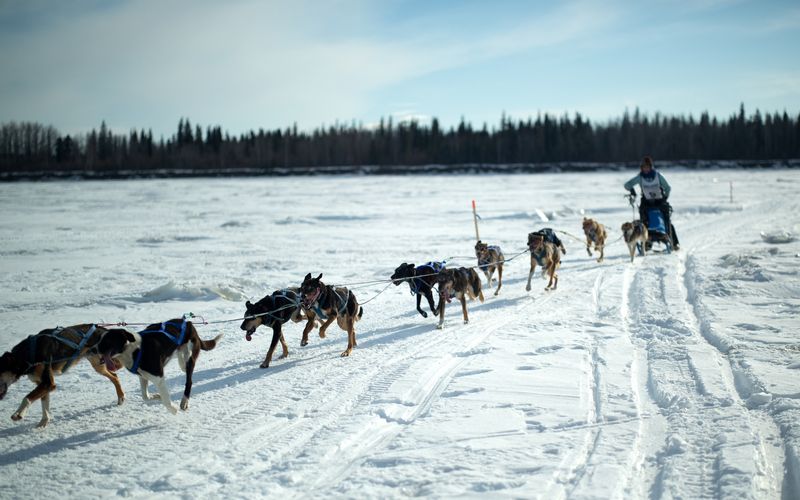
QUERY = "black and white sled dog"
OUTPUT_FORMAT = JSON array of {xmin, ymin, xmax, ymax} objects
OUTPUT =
[
  {"xmin": 241, "ymin": 288, "xmax": 315, "ymax": 368},
  {"xmin": 99, "ymin": 318, "xmax": 223, "ymax": 414}
]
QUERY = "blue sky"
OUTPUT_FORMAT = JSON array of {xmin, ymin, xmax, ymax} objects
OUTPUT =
[{"xmin": 1, "ymin": 0, "xmax": 799, "ymax": 138}]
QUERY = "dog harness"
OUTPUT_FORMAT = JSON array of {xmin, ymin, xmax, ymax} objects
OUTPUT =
[
  {"xmin": 311, "ymin": 288, "xmax": 349, "ymax": 321},
  {"xmin": 477, "ymin": 247, "xmax": 502, "ymax": 269},
  {"xmin": 530, "ymin": 246, "xmax": 547, "ymax": 266},
  {"xmin": 28, "ymin": 325, "xmax": 98, "ymax": 371},
  {"xmin": 252, "ymin": 290, "xmax": 300, "ymax": 325},
  {"xmin": 409, "ymin": 261, "xmax": 445, "ymax": 295},
  {"xmin": 128, "ymin": 319, "xmax": 189, "ymax": 374}
]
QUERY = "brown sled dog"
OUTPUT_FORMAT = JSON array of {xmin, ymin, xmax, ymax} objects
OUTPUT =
[
  {"xmin": 621, "ymin": 220, "xmax": 649, "ymax": 263},
  {"xmin": 299, "ymin": 273, "xmax": 363, "ymax": 357},
  {"xmin": 475, "ymin": 240, "xmax": 504, "ymax": 296},
  {"xmin": 436, "ymin": 267, "xmax": 485, "ymax": 329},
  {"xmin": 0, "ymin": 324, "xmax": 125, "ymax": 428},
  {"xmin": 98, "ymin": 318, "xmax": 223, "ymax": 414},
  {"xmin": 241, "ymin": 288, "xmax": 316, "ymax": 368},
  {"xmin": 582, "ymin": 217, "xmax": 607, "ymax": 262},
  {"xmin": 526, "ymin": 232, "xmax": 561, "ymax": 292}
]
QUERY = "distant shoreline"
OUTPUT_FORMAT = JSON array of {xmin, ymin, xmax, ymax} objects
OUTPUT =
[{"xmin": 1, "ymin": 159, "xmax": 797, "ymax": 182}]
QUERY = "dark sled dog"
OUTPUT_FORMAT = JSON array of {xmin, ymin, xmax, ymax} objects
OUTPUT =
[
  {"xmin": 299, "ymin": 273, "xmax": 363, "ymax": 357},
  {"xmin": 582, "ymin": 217, "xmax": 607, "ymax": 263},
  {"xmin": 391, "ymin": 261, "xmax": 444, "ymax": 318},
  {"xmin": 526, "ymin": 232, "xmax": 561, "ymax": 292},
  {"xmin": 99, "ymin": 318, "xmax": 223, "ymax": 414},
  {"xmin": 621, "ymin": 220, "xmax": 649, "ymax": 263},
  {"xmin": 241, "ymin": 288, "xmax": 316, "ymax": 368},
  {"xmin": 0, "ymin": 324, "xmax": 124, "ymax": 428},
  {"xmin": 475, "ymin": 240, "xmax": 504, "ymax": 296},
  {"xmin": 436, "ymin": 267, "xmax": 485, "ymax": 329}
]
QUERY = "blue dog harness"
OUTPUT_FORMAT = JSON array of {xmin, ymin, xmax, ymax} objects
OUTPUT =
[
  {"xmin": 129, "ymin": 319, "xmax": 189, "ymax": 374},
  {"xmin": 409, "ymin": 261, "xmax": 445, "ymax": 295}
]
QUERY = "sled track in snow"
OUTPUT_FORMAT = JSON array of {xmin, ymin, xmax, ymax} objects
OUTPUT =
[
  {"xmin": 625, "ymin": 245, "xmax": 779, "ymax": 498},
  {"xmin": 137, "ymin": 285, "xmax": 558, "ymax": 496}
]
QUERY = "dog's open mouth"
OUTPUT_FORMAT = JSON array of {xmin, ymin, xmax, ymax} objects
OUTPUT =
[
  {"xmin": 245, "ymin": 328, "xmax": 256, "ymax": 342},
  {"xmin": 101, "ymin": 354, "xmax": 121, "ymax": 372},
  {"xmin": 302, "ymin": 288, "xmax": 321, "ymax": 307}
]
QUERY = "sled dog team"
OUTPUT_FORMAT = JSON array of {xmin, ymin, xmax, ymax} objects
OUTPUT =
[{"xmin": 0, "ymin": 216, "xmax": 652, "ymax": 428}]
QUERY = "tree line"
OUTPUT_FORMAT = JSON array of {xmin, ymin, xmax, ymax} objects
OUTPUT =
[{"xmin": 1, "ymin": 104, "xmax": 798, "ymax": 174}]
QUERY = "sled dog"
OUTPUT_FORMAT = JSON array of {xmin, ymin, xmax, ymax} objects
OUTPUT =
[
  {"xmin": 299, "ymin": 273, "xmax": 363, "ymax": 357},
  {"xmin": 621, "ymin": 220, "xmax": 649, "ymax": 263},
  {"xmin": 436, "ymin": 267, "xmax": 484, "ymax": 329},
  {"xmin": 475, "ymin": 240, "xmax": 504, "ymax": 296},
  {"xmin": 526, "ymin": 232, "xmax": 561, "ymax": 292},
  {"xmin": 99, "ymin": 319, "xmax": 223, "ymax": 414},
  {"xmin": 582, "ymin": 217, "xmax": 607, "ymax": 262},
  {"xmin": 0, "ymin": 324, "xmax": 124, "ymax": 428},
  {"xmin": 241, "ymin": 288, "xmax": 316, "ymax": 368}
]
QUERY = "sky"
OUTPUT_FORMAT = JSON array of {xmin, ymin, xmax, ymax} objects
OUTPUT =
[{"xmin": 1, "ymin": 0, "xmax": 799, "ymax": 139}]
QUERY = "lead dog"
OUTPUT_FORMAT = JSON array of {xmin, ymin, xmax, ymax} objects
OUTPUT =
[
  {"xmin": 391, "ymin": 261, "xmax": 444, "ymax": 318},
  {"xmin": 582, "ymin": 217, "xmax": 607, "ymax": 262},
  {"xmin": 241, "ymin": 288, "xmax": 315, "ymax": 368},
  {"xmin": 299, "ymin": 273, "xmax": 363, "ymax": 357},
  {"xmin": 99, "ymin": 318, "xmax": 223, "ymax": 414},
  {"xmin": 475, "ymin": 240, "xmax": 504, "ymax": 296},
  {"xmin": 526, "ymin": 232, "xmax": 561, "ymax": 292},
  {"xmin": 621, "ymin": 220, "xmax": 649, "ymax": 262},
  {"xmin": 436, "ymin": 267, "xmax": 484, "ymax": 329},
  {"xmin": 0, "ymin": 324, "xmax": 124, "ymax": 428}
]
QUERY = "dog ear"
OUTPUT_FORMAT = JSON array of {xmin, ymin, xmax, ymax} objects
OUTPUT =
[
  {"xmin": 316, "ymin": 273, "xmax": 323, "ymax": 281},
  {"xmin": 246, "ymin": 300, "xmax": 252, "ymax": 307},
  {"xmin": 124, "ymin": 331, "xmax": 136, "ymax": 343},
  {"xmin": 304, "ymin": 273, "xmax": 311, "ymax": 282}
]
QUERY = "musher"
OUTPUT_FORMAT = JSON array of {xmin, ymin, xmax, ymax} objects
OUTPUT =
[{"xmin": 623, "ymin": 155, "xmax": 680, "ymax": 250}]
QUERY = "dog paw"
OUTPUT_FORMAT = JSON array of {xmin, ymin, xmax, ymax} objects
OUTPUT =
[
  {"xmin": 260, "ymin": 362, "xmax": 270, "ymax": 369},
  {"xmin": 11, "ymin": 413, "xmax": 22, "ymax": 421},
  {"xmin": 420, "ymin": 311, "xmax": 428, "ymax": 318},
  {"xmin": 167, "ymin": 405, "xmax": 178, "ymax": 415},
  {"xmin": 436, "ymin": 324, "xmax": 444, "ymax": 330},
  {"xmin": 300, "ymin": 340, "xmax": 308, "ymax": 347},
  {"xmin": 35, "ymin": 418, "xmax": 50, "ymax": 429},
  {"xmin": 180, "ymin": 397, "xmax": 189, "ymax": 411},
  {"xmin": 149, "ymin": 394, "xmax": 161, "ymax": 400},
  {"xmin": 319, "ymin": 332, "xmax": 327, "ymax": 339},
  {"xmin": 340, "ymin": 350, "xmax": 351, "ymax": 357},
  {"xmin": 525, "ymin": 285, "xmax": 531, "ymax": 292},
  {"xmin": 117, "ymin": 396, "xmax": 125, "ymax": 406}
]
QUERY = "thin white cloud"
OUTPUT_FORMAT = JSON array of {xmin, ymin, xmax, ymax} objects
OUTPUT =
[{"xmin": 0, "ymin": 0, "xmax": 622, "ymax": 135}]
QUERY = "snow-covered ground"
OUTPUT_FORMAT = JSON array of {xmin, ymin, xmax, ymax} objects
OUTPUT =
[{"xmin": 0, "ymin": 169, "xmax": 798, "ymax": 499}]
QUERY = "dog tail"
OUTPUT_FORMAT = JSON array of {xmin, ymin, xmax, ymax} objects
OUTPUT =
[
  {"xmin": 357, "ymin": 306, "xmax": 364, "ymax": 320},
  {"xmin": 200, "ymin": 332, "xmax": 224, "ymax": 351}
]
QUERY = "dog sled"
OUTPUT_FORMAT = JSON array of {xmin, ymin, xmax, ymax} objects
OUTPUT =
[
  {"xmin": 626, "ymin": 194, "xmax": 675, "ymax": 255},
  {"xmin": 642, "ymin": 206, "xmax": 672, "ymax": 253}
]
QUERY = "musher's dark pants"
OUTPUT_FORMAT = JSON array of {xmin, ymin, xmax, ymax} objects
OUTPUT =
[{"xmin": 639, "ymin": 198, "xmax": 680, "ymax": 247}]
